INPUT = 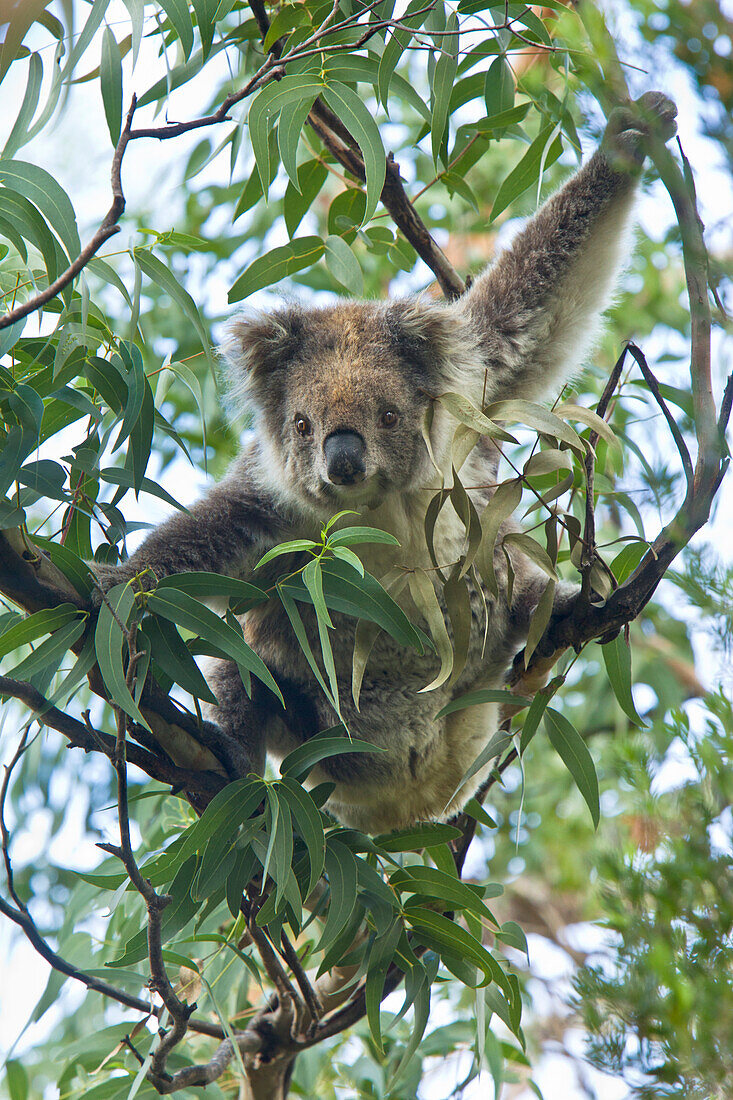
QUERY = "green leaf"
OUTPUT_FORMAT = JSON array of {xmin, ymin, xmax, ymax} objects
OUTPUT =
[
  {"xmin": 378, "ymin": 0, "xmax": 431, "ymax": 107},
  {"xmin": 6, "ymin": 618, "xmax": 86, "ymax": 681},
  {"xmin": 284, "ymin": 159, "xmax": 328, "ymax": 237},
  {"xmin": 543, "ymin": 707, "xmax": 600, "ymax": 827},
  {"xmin": 141, "ymin": 615, "xmax": 217, "ymax": 705},
  {"xmin": 146, "ymin": 589, "xmax": 283, "ymax": 703},
  {"xmin": 278, "ymin": 589, "xmax": 335, "ymax": 709},
  {"xmin": 302, "ymin": 557, "xmax": 332, "ymax": 629},
  {"xmin": 484, "ymin": 54, "xmax": 514, "ymax": 115},
  {"xmin": 489, "ymin": 123, "xmax": 563, "ymax": 222},
  {"xmin": 327, "ymin": 526, "xmax": 400, "ymax": 548},
  {"xmin": 315, "ymin": 840, "xmax": 359, "ymax": 954},
  {"xmin": 0, "ymin": 187, "xmax": 62, "ymax": 283},
  {"xmin": 100, "ymin": 26, "xmax": 122, "ymax": 144},
  {"xmin": 519, "ymin": 688, "xmax": 552, "ymax": 755},
  {"xmin": 167, "ymin": 780, "xmax": 265, "ymax": 875},
  {"xmin": 95, "ymin": 582, "xmax": 150, "ymax": 731},
  {"xmin": 430, "ymin": 13, "xmax": 458, "ymax": 165},
  {"xmin": 229, "ymin": 237, "xmax": 326, "ymax": 302},
  {"xmin": 601, "ymin": 633, "xmax": 646, "ymax": 728},
  {"xmin": 366, "ymin": 920, "xmax": 403, "ymax": 1051},
  {"xmin": 278, "ymin": 777, "xmax": 326, "ymax": 900},
  {"xmin": 375, "ymin": 822, "xmax": 461, "ymax": 851},
  {"xmin": 278, "ymin": 91, "xmax": 320, "ymax": 191},
  {"xmin": 524, "ymin": 578, "xmax": 556, "ymax": 666},
  {"xmin": 502, "ymin": 532, "xmax": 558, "ymax": 581},
  {"xmin": 407, "ymin": 570, "xmax": 453, "ymax": 692},
  {"xmin": 555, "ymin": 401, "xmax": 620, "ymax": 449},
  {"xmin": 3, "ymin": 51, "xmax": 42, "ymax": 159},
  {"xmin": 99, "ymin": 467, "xmax": 185, "ymax": 511},
  {"xmin": 0, "ymin": 605, "xmax": 81, "ymax": 662},
  {"xmin": 191, "ymin": 0, "xmax": 218, "ymax": 59},
  {"xmin": 122, "ymin": 0, "xmax": 145, "ymax": 65},
  {"xmin": 249, "ymin": 76, "xmax": 324, "ymax": 194},
  {"xmin": 255, "ymin": 539, "xmax": 318, "ymax": 568},
  {"xmin": 437, "ymin": 392, "xmax": 517, "ymax": 441},
  {"xmin": 322, "ymin": 82, "xmax": 386, "ymax": 224},
  {"xmin": 4, "ymin": 1059, "xmax": 28, "ymax": 1100},
  {"xmin": 159, "ymin": 0, "xmax": 195, "ymax": 60},
  {"xmin": 405, "ymin": 906, "xmax": 498, "ymax": 986},
  {"xmin": 0, "ymin": 160, "xmax": 80, "ymax": 258},
  {"xmin": 264, "ymin": 5, "xmax": 310, "ymax": 51},
  {"xmin": 157, "ymin": 572, "xmax": 268, "ymax": 609},
  {"xmin": 279, "ymin": 726, "xmax": 382, "ymax": 782},
  {"xmin": 133, "ymin": 249, "xmax": 214, "ymax": 371},
  {"xmin": 484, "ymin": 399, "xmax": 584, "ymax": 452},
  {"xmin": 281, "ymin": 557, "xmax": 426, "ymax": 653},
  {"xmin": 390, "ymin": 866, "xmax": 498, "ymax": 924},
  {"xmin": 263, "ymin": 788, "xmax": 293, "ymax": 909},
  {"xmin": 324, "ymin": 235, "xmax": 364, "ymax": 296},
  {"xmin": 435, "ymin": 688, "xmax": 530, "ymax": 719}
]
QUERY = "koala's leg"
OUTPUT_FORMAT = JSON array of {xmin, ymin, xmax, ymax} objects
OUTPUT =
[
  {"xmin": 208, "ymin": 659, "xmax": 269, "ymax": 778},
  {"xmin": 461, "ymin": 92, "xmax": 678, "ymax": 404}
]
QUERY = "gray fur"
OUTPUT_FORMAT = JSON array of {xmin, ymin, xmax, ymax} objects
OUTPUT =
[{"xmin": 93, "ymin": 95, "xmax": 677, "ymax": 832}]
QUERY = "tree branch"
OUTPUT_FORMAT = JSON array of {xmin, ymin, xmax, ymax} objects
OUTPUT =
[{"xmin": 0, "ymin": 98, "xmax": 138, "ymax": 331}]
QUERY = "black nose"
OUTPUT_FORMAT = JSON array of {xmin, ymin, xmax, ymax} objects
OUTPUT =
[{"xmin": 323, "ymin": 430, "xmax": 367, "ymax": 485}]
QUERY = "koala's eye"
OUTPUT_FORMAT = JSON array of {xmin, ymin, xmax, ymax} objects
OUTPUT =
[
  {"xmin": 381, "ymin": 410, "xmax": 399, "ymax": 428},
  {"xmin": 294, "ymin": 415, "xmax": 312, "ymax": 437}
]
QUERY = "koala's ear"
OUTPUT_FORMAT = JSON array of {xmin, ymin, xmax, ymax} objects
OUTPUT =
[
  {"xmin": 221, "ymin": 307, "xmax": 304, "ymax": 410},
  {"xmin": 385, "ymin": 298, "xmax": 477, "ymax": 388}
]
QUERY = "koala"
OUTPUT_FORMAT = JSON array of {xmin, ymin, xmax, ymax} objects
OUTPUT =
[{"xmin": 93, "ymin": 94, "xmax": 677, "ymax": 833}]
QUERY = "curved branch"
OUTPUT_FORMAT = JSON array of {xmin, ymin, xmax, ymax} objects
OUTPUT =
[{"xmin": 0, "ymin": 98, "xmax": 138, "ymax": 331}]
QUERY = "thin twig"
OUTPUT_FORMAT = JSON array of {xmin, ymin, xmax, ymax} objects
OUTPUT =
[
  {"xmin": 626, "ymin": 342, "xmax": 694, "ymax": 490},
  {"xmin": 0, "ymin": 894, "xmax": 223, "ymax": 1037},
  {"xmin": 0, "ymin": 98, "xmax": 138, "ymax": 330},
  {"xmin": 581, "ymin": 345, "xmax": 629, "ymax": 601},
  {"xmin": 280, "ymin": 931, "xmax": 323, "ymax": 1031}
]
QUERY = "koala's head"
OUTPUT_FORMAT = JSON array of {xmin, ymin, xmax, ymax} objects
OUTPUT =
[{"xmin": 224, "ymin": 299, "xmax": 476, "ymax": 512}]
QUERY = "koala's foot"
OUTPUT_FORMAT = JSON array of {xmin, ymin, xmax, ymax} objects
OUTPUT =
[
  {"xmin": 87, "ymin": 560, "xmax": 154, "ymax": 607},
  {"xmin": 602, "ymin": 91, "xmax": 678, "ymax": 172}
]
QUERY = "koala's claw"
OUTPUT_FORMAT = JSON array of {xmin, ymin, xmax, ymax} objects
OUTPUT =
[{"xmin": 603, "ymin": 91, "xmax": 678, "ymax": 171}]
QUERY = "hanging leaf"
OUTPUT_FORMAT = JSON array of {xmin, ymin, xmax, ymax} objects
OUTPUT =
[
  {"xmin": 601, "ymin": 632, "xmax": 647, "ymax": 728},
  {"xmin": 489, "ymin": 124, "xmax": 564, "ymax": 223},
  {"xmin": 100, "ymin": 26, "xmax": 122, "ymax": 144},
  {"xmin": 543, "ymin": 707, "xmax": 600, "ymax": 827},
  {"xmin": 324, "ymin": 235, "xmax": 364, "ymax": 296},
  {"xmin": 94, "ymin": 581, "xmax": 150, "ymax": 731},
  {"xmin": 229, "ymin": 237, "xmax": 326, "ymax": 302},
  {"xmin": 322, "ymin": 81, "xmax": 386, "ymax": 224}
]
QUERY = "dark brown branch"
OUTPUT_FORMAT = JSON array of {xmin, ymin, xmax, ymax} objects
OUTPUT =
[
  {"xmin": 0, "ymin": 676, "xmax": 227, "ymax": 797},
  {"xmin": 280, "ymin": 931, "xmax": 323, "ymax": 1030},
  {"xmin": 100, "ymin": 640, "xmax": 195, "ymax": 1084},
  {"xmin": 0, "ymin": 98, "xmax": 138, "ymax": 331}
]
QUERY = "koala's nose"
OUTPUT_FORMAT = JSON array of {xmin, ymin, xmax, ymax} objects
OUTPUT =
[{"xmin": 323, "ymin": 430, "xmax": 367, "ymax": 485}]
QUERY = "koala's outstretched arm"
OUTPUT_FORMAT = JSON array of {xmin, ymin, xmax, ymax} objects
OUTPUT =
[
  {"xmin": 91, "ymin": 460, "xmax": 287, "ymax": 592},
  {"xmin": 461, "ymin": 93, "xmax": 677, "ymax": 402}
]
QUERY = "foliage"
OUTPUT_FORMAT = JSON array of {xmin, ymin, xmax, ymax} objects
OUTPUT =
[{"xmin": 0, "ymin": 0, "xmax": 730, "ymax": 1098}]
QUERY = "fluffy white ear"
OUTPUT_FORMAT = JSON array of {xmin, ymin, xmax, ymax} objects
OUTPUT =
[
  {"xmin": 221, "ymin": 307, "xmax": 305, "ymax": 413},
  {"xmin": 385, "ymin": 298, "xmax": 483, "ymax": 395}
]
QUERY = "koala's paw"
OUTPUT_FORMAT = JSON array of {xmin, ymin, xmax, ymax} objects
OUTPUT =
[
  {"xmin": 602, "ymin": 91, "xmax": 677, "ymax": 172},
  {"xmin": 88, "ymin": 561, "xmax": 142, "ymax": 607}
]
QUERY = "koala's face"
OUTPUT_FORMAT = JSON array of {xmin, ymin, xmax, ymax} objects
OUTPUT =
[{"xmin": 227, "ymin": 300, "xmax": 465, "ymax": 511}]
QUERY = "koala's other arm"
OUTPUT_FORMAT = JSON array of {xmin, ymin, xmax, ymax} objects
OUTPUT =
[
  {"xmin": 91, "ymin": 456, "xmax": 287, "ymax": 593},
  {"xmin": 462, "ymin": 92, "xmax": 678, "ymax": 402}
]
